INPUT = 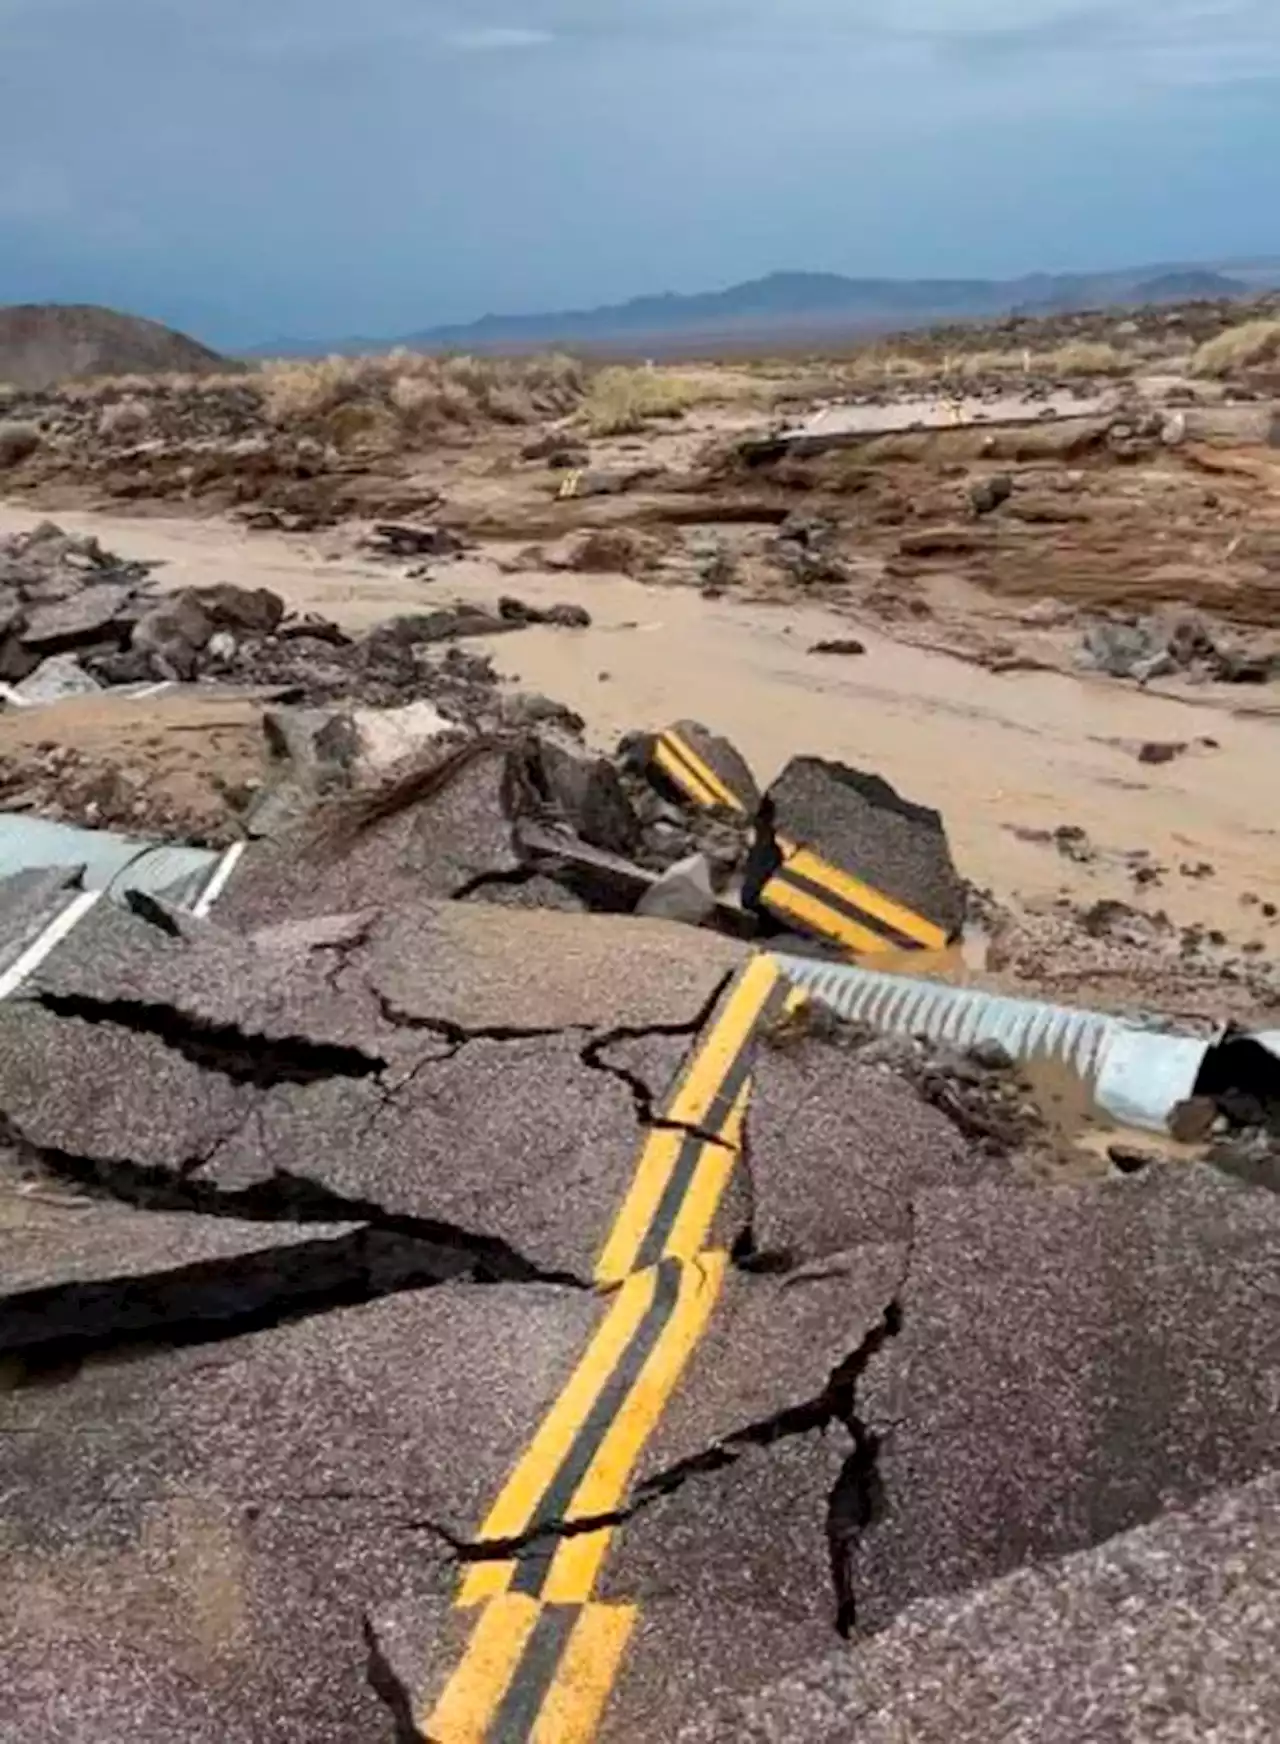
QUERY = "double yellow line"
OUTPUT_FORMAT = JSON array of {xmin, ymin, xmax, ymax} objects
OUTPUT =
[
  {"xmin": 423, "ymin": 955, "xmax": 788, "ymax": 1742},
  {"xmin": 652, "ymin": 726, "xmax": 948, "ymax": 956}
]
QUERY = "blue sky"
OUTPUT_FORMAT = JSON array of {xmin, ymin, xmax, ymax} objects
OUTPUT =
[{"xmin": 2, "ymin": 0, "xmax": 1278, "ymax": 348}]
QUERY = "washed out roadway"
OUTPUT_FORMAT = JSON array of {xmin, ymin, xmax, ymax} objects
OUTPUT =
[{"xmin": 1, "ymin": 836, "xmax": 1278, "ymax": 1738}]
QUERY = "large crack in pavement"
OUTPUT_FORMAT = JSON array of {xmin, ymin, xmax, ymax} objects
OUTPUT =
[
  {"xmin": 387, "ymin": 1252, "xmax": 915, "ymax": 1645},
  {"xmin": 31, "ymin": 988, "xmax": 388, "ymax": 1088},
  {"xmin": 0, "ymin": 1225, "xmax": 479, "ymax": 1378},
  {"xmin": 826, "ymin": 1208, "xmax": 915, "ymax": 1637},
  {"xmin": 0, "ymin": 1110, "xmax": 592, "ymax": 1288}
]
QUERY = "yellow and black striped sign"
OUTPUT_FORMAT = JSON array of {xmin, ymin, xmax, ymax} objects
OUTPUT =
[{"xmin": 423, "ymin": 955, "xmax": 790, "ymax": 1741}]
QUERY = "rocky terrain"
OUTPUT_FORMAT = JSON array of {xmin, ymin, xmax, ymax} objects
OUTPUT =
[{"xmin": 1, "ymin": 294, "xmax": 1279, "ymax": 1743}]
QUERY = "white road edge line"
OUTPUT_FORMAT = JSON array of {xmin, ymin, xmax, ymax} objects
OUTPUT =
[
  {"xmin": 0, "ymin": 888, "xmax": 104, "ymax": 1002},
  {"xmin": 192, "ymin": 840, "xmax": 246, "ymax": 918}
]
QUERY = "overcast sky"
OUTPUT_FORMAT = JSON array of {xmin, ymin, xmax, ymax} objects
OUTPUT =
[{"xmin": 2, "ymin": 0, "xmax": 1277, "ymax": 347}]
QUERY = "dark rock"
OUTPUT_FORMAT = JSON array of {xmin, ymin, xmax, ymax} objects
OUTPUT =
[
  {"xmin": 497, "ymin": 596, "xmax": 592, "ymax": 629},
  {"xmin": 130, "ymin": 589, "xmax": 214, "ymax": 680},
  {"xmin": 276, "ymin": 613, "xmax": 350, "ymax": 645},
  {"xmin": 366, "ymin": 524, "xmax": 464, "ymax": 558},
  {"xmin": 1108, "ymin": 1144, "xmax": 1157, "ymax": 1174},
  {"xmin": 87, "ymin": 647, "xmax": 165, "ymax": 686},
  {"xmin": 0, "ymin": 586, "xmax": 23, "ymax": 640},
  {"xmin": 498, "ymin": 691, "xmax": 585, "ymax": 734},
  {"xmin": 193, "ymin": 583, "xmax": 285, "ymax": 635},
  {"xmin": 808, "ymin": 638, "xmax": 866, "ymax": 656},
  {"xmin": 1212, "ymin": 648, "xmax": 1277, "ymax": 684},
  {"xmin": 19, "ymin": 583, "xmax": 138, "ymax": 654},
  {"xmin": 520, "ymin": 432, "xmax": 588, "ymax": 467},
  {"xmin": 544, "ymin": 601, "xmax": 591, "ymax": 628},
  {"xmin": 967, "ymin": 473, "xmax": 1014, "ymax": 516},
  {"xmin": 1170, "ymin": 1095, "xmax": 1219, "ymax": 1144},
  {"xmin": 1138, "ymin": 740, "xmax": 1188, "ymax": 765},
  {"xmin": 536, "ymin": 733, "xmax": 642, "ymax": 855},
  {"xmin": 0, "ymin": 634, "xmax": 39, "ymax": 683},
  {"xmin": 1168, "ymin": 616, "xmax": 1218, "ymax": 668},
  {"xmin": 363, "ymin": 608, "xmax": 516, "ymax": 651}
]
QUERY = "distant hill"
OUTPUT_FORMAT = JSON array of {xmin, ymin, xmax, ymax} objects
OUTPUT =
[
  {"xmin": 250, "ymin": 259, "xmax": 1280, "ymax": 359},
  {"xmin": 0, "ymin": 304, "xmax": 228, "ymax": 391}
]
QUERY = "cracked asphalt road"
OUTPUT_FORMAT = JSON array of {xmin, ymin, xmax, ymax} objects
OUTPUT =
[{"xmin": 2, "ymin": 792, "xmax": 1278, "ymax": 1744}]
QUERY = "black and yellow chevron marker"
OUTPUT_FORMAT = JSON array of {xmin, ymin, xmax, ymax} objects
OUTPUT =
[
  {"xmin": 423, "ymin": 954, "xmax": 789, "ymax": 1743},
  {"xmin": 762, "ymin": 839, "xmax": 950, "ymax": 956}
]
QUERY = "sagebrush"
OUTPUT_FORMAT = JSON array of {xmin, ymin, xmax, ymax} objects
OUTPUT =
[{"xmin": 1191, "ymin": 320, "xmax": 1280, "ymax": 378}]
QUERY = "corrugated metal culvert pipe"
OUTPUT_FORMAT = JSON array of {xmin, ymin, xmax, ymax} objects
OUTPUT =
[{"xmin": 774, "ymin": 953, "xmax": 1280, "ymax": 1136}]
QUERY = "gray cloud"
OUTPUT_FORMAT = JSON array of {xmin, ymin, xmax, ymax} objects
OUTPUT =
[{"xmin": 0, "ymin": 0, "xmax": 1276, "ymax": 346}]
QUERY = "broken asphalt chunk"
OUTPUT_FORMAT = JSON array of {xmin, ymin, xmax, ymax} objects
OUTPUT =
[
  {"xmin": 0, "ymin": 1283, "xmax": 598, "ymax": 1744},
  {"xmin": 854, "ymin": 1169, "xmax": 1280, "ymax": 1633},
  {"xmin": 753, "ymin": 756, "xmax": 966, "ymax": 953},
  {"xmin": 743, "ymin": 1036, "xmax": 1002, "ymax": 1262},
  {"xmin": 645, "ymin": 720, "xmax": 762, "ymax": 817},
  {"xmin": 364, "ymin": 901, "xmax": 743, "ymax": 1035},
  {"xmin": 535, "ymin": 730, "xmax": 642, "ymax": 856},
  {"xmin": 19, "ymin": 581, "xmax": 139, "ymax": 655},
  {"xmin": 217, "ymin": 739, "xmax": 527, "ymax": 927},
  {"xmin": 677, "ymin": 1471, "xmax": 1280, "ymax": 1743}
]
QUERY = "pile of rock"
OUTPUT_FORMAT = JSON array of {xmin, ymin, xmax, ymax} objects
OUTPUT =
[
  {"xmin": 1078, "ymin": 612, "xmax": 1279, "ymax": 685},
  {"xmin": 0, "ymin": 522, "xmax": 597, "ymax": 717}
]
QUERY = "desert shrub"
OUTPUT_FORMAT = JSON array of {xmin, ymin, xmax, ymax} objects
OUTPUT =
[
  {"xmin": 1190, "ymin": 319, "xmax": 1280, "ymax": 378},
  {"xmin": 0, "ymin": 420, "xmax": 40, "ymax": 468},
  {"xmin": 1043, "ymin": 340, "xmax": 1128, "ymax": 376},
  {"xmin": 581, "ymin": 366, "xmax": 708, "ymax": 436},
  {"xmin": 259, "ymin": 351, "xmax": 585, "ymax": 448}
]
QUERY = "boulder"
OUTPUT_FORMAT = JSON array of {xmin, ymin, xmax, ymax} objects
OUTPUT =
[
  {"xmin": 536, "ymin": 733, "xmax": 642, "ymax": 856},
  {"xmin": 12, "ymin": 654, "xmax": 101, "ymax": 705},
  {"xmin": 192, "ymin": 583, "xmax": 285, "ymax": 635},
  {"xmin": 130, "ymin": 589, "xmax": 214, "ymax": 680}
]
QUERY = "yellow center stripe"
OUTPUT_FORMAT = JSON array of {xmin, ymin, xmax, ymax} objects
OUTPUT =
[
  {"xmin": 595, "ymin": 955, "xmax": 779, "ymax": 1284},
  {"xmin": 529, "ymin": 1604, "xmax": 637, "ymax": 1744},
  {"xmin": 762, "ymin": 872, "xmax": 894, "ymax": 956},
  {"xmin": 655, "ymin": 732, "xmax": 747, "ymax": 813},
  {"xmin": 425, "ymin": 1593, "xmax": 545, "ymax": 1741},
  {"xmin": 457, "ymin": 1266, "xmax": 660, "ymax": 1606},
  {"xmin": 428, "ymin": 954, "xmax": 782, "ymax": 1740},
  {"xmin": 539, "ymin": 1251, "xmax": 728, "ymax": 1602},
  {"xmin": 424, "ymin": 1598, "xmax": 637, "ymax": 1744},
  {"xmin": 777, "ymin": 840, "xmax": 948, "ymax": 951},
  {"xmin": 652, "ymin": 737, "xmax": 720, "ymax": 810}
]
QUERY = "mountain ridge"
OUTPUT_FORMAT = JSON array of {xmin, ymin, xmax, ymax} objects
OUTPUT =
[{"xmin": 248, "ymin": 257, "xmax": 1280, "ymax": 358}]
